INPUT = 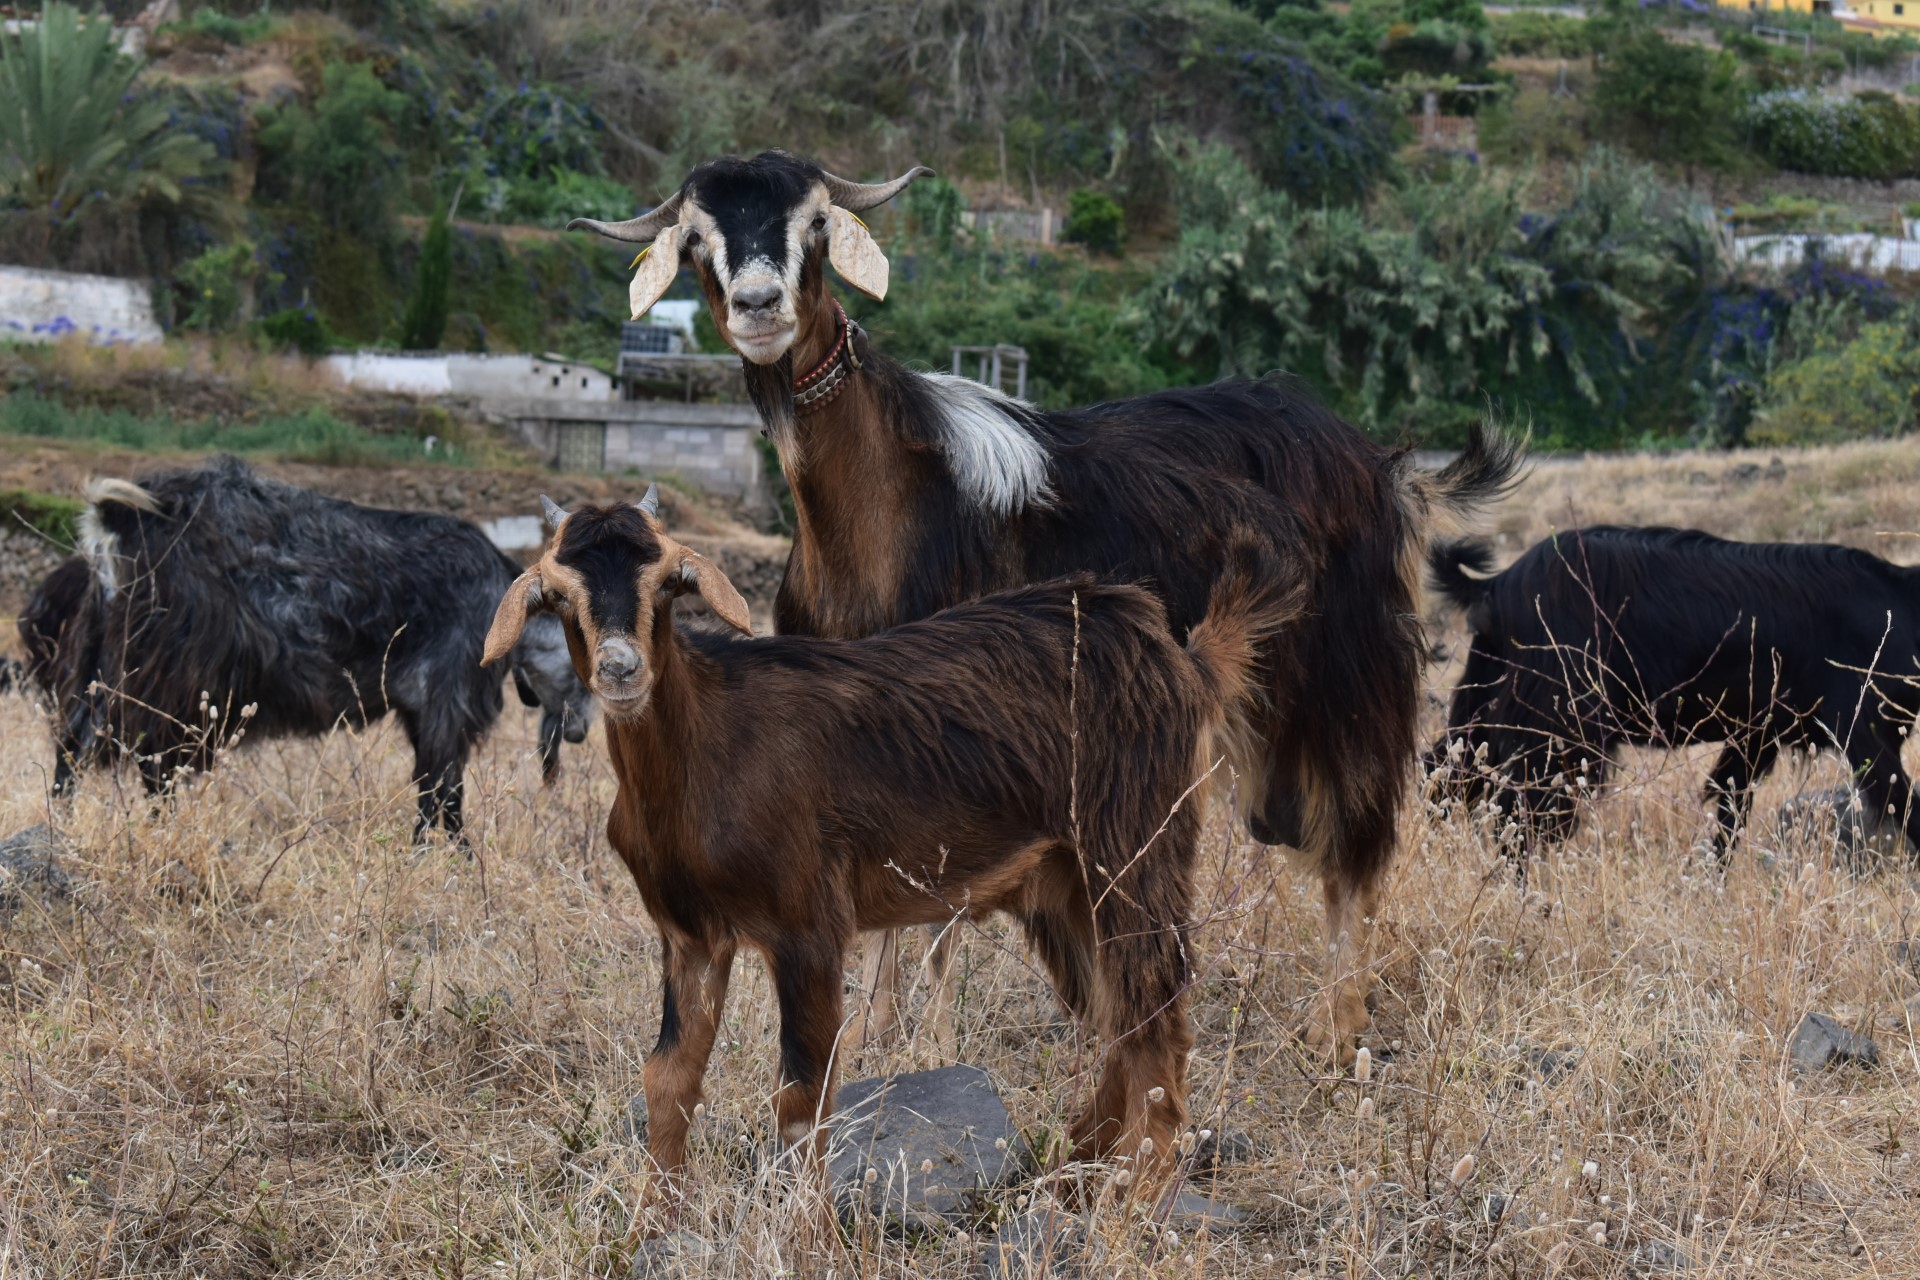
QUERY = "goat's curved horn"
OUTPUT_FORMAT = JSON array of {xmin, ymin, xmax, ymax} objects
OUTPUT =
[
  {"xmin": 821, "ymin": 166, "xmax": 935, "ymax": 213},
  {"xmin": 567, "ymin": 190, "xmax": 685, "ymax": 243},
  {"xmin": 637, "ymin": 483, "xmax": 660, "ymax": 519},
  {"xmin": 540, "ymin": 494, "xmax": 568, "ymax": 529}
]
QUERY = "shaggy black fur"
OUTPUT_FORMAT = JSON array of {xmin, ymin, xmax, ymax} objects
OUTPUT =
[
  {"xmin": 27, "ymin": 456, "xmax": 589, "ymax": 836},
  {"xmin": 1428, "ymin": 526, "xmax": 1920, "ymax": 858}
]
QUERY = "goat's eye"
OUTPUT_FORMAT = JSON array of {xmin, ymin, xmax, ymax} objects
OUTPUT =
[
  {"xmin": 682, "ymin": 229, "xmax": 702, "ymax": 249},
  {"xmin": 811, "ymin": 213, "xmax": 827, "ymax": 232}
]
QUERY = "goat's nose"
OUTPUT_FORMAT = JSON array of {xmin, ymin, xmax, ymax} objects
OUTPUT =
[
  {"xmin": 731, "ymin": 284, "xmax": 781, "ymax": 316},
  {"xmin": 596, "ymin": 640, "xmax": 640, "ymax": 682}
]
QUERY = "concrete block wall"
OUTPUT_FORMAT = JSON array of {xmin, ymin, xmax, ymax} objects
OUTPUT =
[{"xmin": 604, "ymin": 421, "xmax": 762, "ymax": 497}]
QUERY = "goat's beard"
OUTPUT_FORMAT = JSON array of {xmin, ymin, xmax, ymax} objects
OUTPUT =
[{"xmin": 743, "ymin": 354, "xmax": 799, "ymax": 464}]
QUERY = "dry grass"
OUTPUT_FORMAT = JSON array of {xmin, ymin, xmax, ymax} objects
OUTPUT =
[{"xmin": 7, "ymin": 441, "xmax": 1920, "ymax": 1277}]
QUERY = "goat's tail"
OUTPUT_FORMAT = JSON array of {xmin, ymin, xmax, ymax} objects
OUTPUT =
[
  {"xmin": 83, "ymin": 477, "xmax": 160, "ymax": 514},
  {"xmin": 1184, "ymin": 537, "xmax": 1305, "ymax": 718},
  {"xmin": 1396, "ymin": 420, "xmax": 1527, "ymax": 542},
  {"xmin": 1426, "ymin": 537, "xmax": 1499, "ymax": 616}
]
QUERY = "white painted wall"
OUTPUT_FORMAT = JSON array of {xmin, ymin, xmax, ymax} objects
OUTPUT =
[
  {"xmin": 1735, "ymin": 232, "xmax": 1920, "ymax": 275},
  {"xmin": 0, "ymin": 265, "xmax": 163, "ymax": 344},
  {"xmin": 321, "ymin": 352, "xmax": 452, "ymax": 395},
  {"xmin": 323, "ymin": 351, "xmax": 614, "ymax": 400}
]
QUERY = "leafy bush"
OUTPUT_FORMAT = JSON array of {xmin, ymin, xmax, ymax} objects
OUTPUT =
[
  {"xmin": 1478, "ymin": 86, "xmax": 1589, "ymax": 166},
  {"xmin": 177, "ymin": 240, "xmax": 262, "ymax": 332},
  {"xmin": 1143, "ymin": 143, "xmax": 1721, "ymax": 443},
  {"xmin": 1590, "ymin": 24, "xmax": 1743, "ymax": 174},
  {"xmin": 1490, "ymin": 11, "xmax": 1591, "ymax": 58},
  {"xmin": 1741, "ymin": 89, "xmax": 1920, "ymax": 180},
  {"xmin": 845, "ymin": 244, "xmax": 1186, "ymax": 410},
  {"xmin": 901, "ymin": 175, "xmax": 966, "ymax": 254},
  {"xmin": 255, "ymin": 61, "xmax": 407, "ymax": 239},
  {"xmin": 257, "ymin": 305, "xmax": 334, "ymax": 357},
  {"xmin": 1755, "ymin": 318, "xmax": 1920, "ymax": 443},
  {"xmin": 1062, "ymin": 189, "xmax": 1125, "ymax": 254},
  {"xmin": 499, "ymin": 168, "xmax": 633, "ymax": 228}
]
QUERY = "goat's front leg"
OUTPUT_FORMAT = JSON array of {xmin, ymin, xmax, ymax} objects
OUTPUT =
[
  {"xmin": 769, "ymin": 935, "xmax": 851, "ymax": 1158},
  {"xmin": 642, "ymin": 933, "xmax": 736, "ymax": 1207}
]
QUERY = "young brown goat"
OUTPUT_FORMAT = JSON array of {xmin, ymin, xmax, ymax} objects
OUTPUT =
[{"xmin": 481, "ymin": 487, "xmax": 1295, "ymax": 1203}]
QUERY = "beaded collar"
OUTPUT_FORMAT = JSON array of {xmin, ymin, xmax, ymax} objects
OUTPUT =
[{"xmin": 791, "ymin": 300, "xmax": 863, "ymax": 416}]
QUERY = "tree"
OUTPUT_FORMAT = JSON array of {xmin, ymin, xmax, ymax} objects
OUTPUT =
[
  {"xmin": 0, "ymin": 2, "xmax": 222, "ymax": 261},
  {"xmin": 400, "ymin": 200, "xmax": 454, "ymax": 350}
]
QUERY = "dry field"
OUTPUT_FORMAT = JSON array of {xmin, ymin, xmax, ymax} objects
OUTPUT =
[{"xmin": 5, "ymin": 438, "xmax": 1920, "ymax": 1278}]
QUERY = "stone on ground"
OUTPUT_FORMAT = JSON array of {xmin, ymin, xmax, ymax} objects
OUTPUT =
[
  {"xmin": 1775, "ymin": 787, "xmax": 1894, "ymax": 869},
  {"xmin": 975, "ymin": 1205, "xmax": 1084, "ymax": 1280},
  {"xmin": 828, "ymin": 1064, "xmax": 1021, "ymax": 1235},
  {"xmin": 630, "ymin": 1229, "xmax": 713, "ymax": 1278},
  {"xmin": 0, "ymin": 824, "xmax": 71, "ymax": 919},
  {"xmin": 1789, "ymin": 1011, "xmax": 1879, "ymax": 1072}
]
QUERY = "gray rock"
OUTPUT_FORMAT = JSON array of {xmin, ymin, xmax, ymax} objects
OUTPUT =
[
  {"xmin": 1765, "ymin": 456, "xmax": 1788, "ymax": 483},
  {"xmin": 631, "ymin": 1230, "xmax": 713, "ymax": 1278},
  {"xmin": 1775, "ymin": 787, "xmax": 1893, "ymax": 869},
  {"xmin": 1895, "ymin": 938, "xmax": 1920, "ymax": 975},
  {"xmin": 1726, "ymin": 462, "xmax": 1762, "ymax": 484},
  {"xmin": 1157, "ymin": 1190, "xmax": 1250, "ymax": 1231},
  {"xmin": 1521, "ymin": 1045, "xmax": 1580, "ymax": 1086},
  {"xmin": 1189, "ymin": 1128, "xmax": 1260, "ymax": 1174},
  {"xmin": 623, "ymin": 1094, "xmax": 647, "ymax": 1144},
  {"xmin": 1789, "ymin": 1011, "xmax": 1880, "ymax": 1072},
  {"xmin": 1484, "ymin": 1192, "xmax": 1514, "ymax": 1223},
  {"xmin": 1687, "ymin": 471, "xmax": 1713, "ymax": 486},
  {"xmin": 0, "ymin": 824, "xmax": 71, "ymax": 919},
  {"xmin": 976, "ymin": 1207, "xmax": 1084, "ymax": 1280},
  {"xmin": 1630, "ymin": 1237, "xmax": 1691, "ymax": 1273},
  {"xmin": 828, "ymin": 1064, "xmax": 1022, "ymax": 1235}
]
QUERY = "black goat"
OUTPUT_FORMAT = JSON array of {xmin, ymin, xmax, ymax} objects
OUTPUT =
[
  {"xmin": 1429, "ymin": 526, "xmax": 1920, "ymax": 858},
  {"xmin": 28, "ymin": 456, "xmax": 589, "ymax": 836}
]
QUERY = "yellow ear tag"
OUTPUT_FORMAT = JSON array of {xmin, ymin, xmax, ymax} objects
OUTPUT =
[{"xmin": 629, "ymin": 246, "xmax": 652, "ymax": 270}]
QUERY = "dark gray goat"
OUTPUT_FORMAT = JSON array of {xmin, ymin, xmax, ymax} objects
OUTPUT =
[{"xmin": 25, "ymin": 456, "xmax": 590, "ymax": 836}]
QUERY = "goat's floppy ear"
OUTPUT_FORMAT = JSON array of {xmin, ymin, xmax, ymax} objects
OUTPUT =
[
  {"xmin": 825, "ymin": 207, "xmax": 889, "ymax": 301},
  {"xmin": 627, "ymin": 224, "xmax": 684, "ymax": 319},
  {"xmin": 673, "ymin": 550, "xmax": 752, "ymax": 635},
  {"xmin": 483, "ymin": 573, "xmax": 544, "ymax": 667}
]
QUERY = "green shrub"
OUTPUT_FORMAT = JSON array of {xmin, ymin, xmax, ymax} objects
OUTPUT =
[
  {"xmin": 1755, "ymin": 319, "xmax": 1920, "ymax": 444},
  {"xmin": 257, "ymin": 305, "xmax": 334, "ymax": 356},
  {"xmin": 1490, "ymin": 11, "xmax": 1591, "ymax": 58},
  {"xmin": 500, "ymin": 168, "xmax": 633, "ymax": 229},
  {"xmin": 1741, "ymin": 89, "xmax": 1920, "ymax": 180},
  {"xmin": 1062, "ymin": 190, "xmax": 1125, "ymax": 255},
  {"xmin": 0, "ymin": 392, "xmax": 462, "ymax": 466},
  {"xmin": 1478, "ymin": 86, "xmax": 1589, "ymax": 166},
  {"xmin": 177, "ymin": 240, "xmax": 260, "ymax": 332},
  {"xmin": 0, "ymin": 488, "xmax": 82, "ymax": 546},
  {"xmin": 901, "ymin": 175, "xmax": 966, "ymax": 254},
  {"xmin": 255, "ymin": 61, "xmax": 407, "ymax": 239},
  {"xmin": 1591, "ymin": 28, "xmax": 1743, "ymax": 174}
]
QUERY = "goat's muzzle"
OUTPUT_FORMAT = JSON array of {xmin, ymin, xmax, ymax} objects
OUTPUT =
[{"xmin": 592, "ymin": 637, "xmax": 650, "ymax": 713}]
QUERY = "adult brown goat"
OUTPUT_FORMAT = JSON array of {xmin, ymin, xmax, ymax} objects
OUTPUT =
[
  {"xmin": 568, "ymin": 150, "xmax": 1522, "ymax": 1057},
  {"xmin": 480, "ymin": 488, "xmax": 1297, "ymax": 1203}
]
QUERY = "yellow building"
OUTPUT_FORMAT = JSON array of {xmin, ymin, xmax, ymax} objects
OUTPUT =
[{"xmin": 1720, "ymin": 0, "xmax": 1920, "ymax": 38}]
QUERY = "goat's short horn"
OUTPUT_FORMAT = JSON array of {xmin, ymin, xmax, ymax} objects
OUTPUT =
[
  {"xmin": 822, "ymin": 166, "xmax": 934, "ymax": 213},
  {"xmin": 567, "ymin": 190, "xmax": 685, "ymax": 243},
  {"xmin": 540, "ymin": 495, "xmax": 568, "ymax": 529},
  {"xmin": 637, "ymin": 483, "xmax": 660, "ymax": 519}
]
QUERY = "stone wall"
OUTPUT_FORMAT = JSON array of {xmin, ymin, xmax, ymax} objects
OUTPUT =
[
  {"xmin": 0, "ymin": 529, "xmax": 68, "ymax": 610},
  {"xmin": 499, "ymin": 400, "xmax": 766, "ymax": 510}
]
